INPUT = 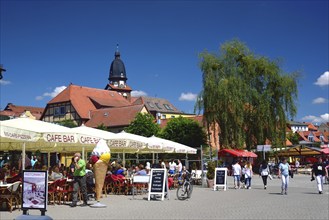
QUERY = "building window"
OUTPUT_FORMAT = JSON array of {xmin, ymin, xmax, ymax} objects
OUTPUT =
[
  {"xmin": 308, "ymin": 135, "xmax": 314, "ymax": 142},
  {"xmin": 161, "ymin": 114, "xmax": 166, "ymax": 119},
  {"xmin": 54, "ymin": 106, "xmax": 66, "ymax": 116},
  {"xmin": 155, "ymin": 103, "xmax": 162, "ymax": 109},
  {"xmin": 163, "ymin": 104, "xmax": 174, "ymax": 110},
  {"xmin": 147, "ymin": 102, "xmax": 155, "ymax": 108}
]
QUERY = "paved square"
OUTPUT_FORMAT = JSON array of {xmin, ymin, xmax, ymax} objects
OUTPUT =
[{"xmin": 1, "ymin": 174, "xmax": 328, "ymax": 220}]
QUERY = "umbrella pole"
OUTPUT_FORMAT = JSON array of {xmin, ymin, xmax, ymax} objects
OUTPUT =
[
  {"xmin": 152, "ymin": 153, "xmax": 155, "ymax": 164},
  {"xmin": 48, "ymin": 152, "xmax": 50, "ymax": 168},
  {"xmin": 82, "ymin": 146, "xmax": 85, "ymax": 161},
  {"xmin": 123, "ymin": 152, "xmax": 126, "ymax": 168},
  {"xmin": 22, "ymin": 142, "xmax": 26, "ymax": 171}
]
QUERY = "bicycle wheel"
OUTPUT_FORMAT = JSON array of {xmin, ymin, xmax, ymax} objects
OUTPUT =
[
  {"xmin": 176, "ymin": 184, "xmax": 188, "ymax": 200},
  {"xmin": 186, "ymin": 182, "xmax": 193, "ymax": 198}
]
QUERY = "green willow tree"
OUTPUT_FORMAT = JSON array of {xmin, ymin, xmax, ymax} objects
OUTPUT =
[
  {"xmin": 195, "ymin": 40, "xmax": 299, "ymax": 150},
  {"xmin": 125, "ymin": 113, "xmax": 160, "ymax": 137}
]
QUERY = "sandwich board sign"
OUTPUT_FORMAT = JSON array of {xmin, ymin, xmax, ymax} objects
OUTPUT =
[
  {"xmin": 22, "ymin": 170, "xmax": 48, "ymax": 213},
  {"xmin": 214, "ymin": 168, "xmax": 227, "ymax": 191},
  {"xmin": 148, "ymin": 168, "xmax": 168, "ymax": 201}
]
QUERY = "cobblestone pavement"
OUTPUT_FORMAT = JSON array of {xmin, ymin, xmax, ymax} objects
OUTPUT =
[{"xmin": 1, "ymin": 174, "xmax": 328, "ymax": 220}]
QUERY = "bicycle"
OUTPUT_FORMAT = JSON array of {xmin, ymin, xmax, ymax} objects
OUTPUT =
[{"xmin": 176, "ymin": 171, "xmax": 193, "ymax": 200}]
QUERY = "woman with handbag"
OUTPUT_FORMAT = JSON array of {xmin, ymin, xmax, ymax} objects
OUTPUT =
[{"xmin": 259, "ymin": 160, "xmax": 270, "ymax": 189}]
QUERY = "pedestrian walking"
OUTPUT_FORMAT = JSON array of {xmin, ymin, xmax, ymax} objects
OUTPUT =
[
  {"xmin": 259, "ymin": 160, "xmax": 270, "ymax": 189},
  {"xmin": 70, "ymin": 152, "xmax": 89, "ymax": 207},
  {"xmin": 244, "ymin": 161, "xmax": 253, "ymax": 189},
  {"xmin": 232, "ymin": 160, "xmax": 242, "ymax": 189},
  {"xmin": 311, "ymin": 157, "xmax": 328, "ymax": 194},
  {"xmin": 278, "ymin": 157, "xmax": 291, "ymax": 195},
  {"xmin": 295, "ymin": 159, "xmax": 300, "ymax": 174}
]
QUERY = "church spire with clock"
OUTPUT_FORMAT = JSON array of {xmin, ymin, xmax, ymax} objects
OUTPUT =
[{"xmin": 105, "ymin": 44, "xmax": 132, "ymax": 101}]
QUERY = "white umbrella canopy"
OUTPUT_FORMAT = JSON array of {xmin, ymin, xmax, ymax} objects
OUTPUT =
[
  {"xmin": 0, "ymin": 117, "xmax": 78, "ymax": 152},
  {"xmin": 71, "ymin": 125, "xmax": 116, "ymax": 146},
  {"xmin": 107, "ymin": 131, "xmax": 148, "ymax": 152},
  {"xmin": 147, "ymin": 135, "xmax": 197, "ymax": 154},
  {"xmin": 148, "ymin": 135, "xmax": 175, "ymax": 152}
]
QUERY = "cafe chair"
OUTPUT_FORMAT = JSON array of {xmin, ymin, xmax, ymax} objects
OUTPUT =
[
  {"xmin": 6, "ymin": 174, "xmax": 22, "ymax": 184},
  {"xmin": 56, "ymin": 178, "xmax": 69, "ymax": 205},
  {"xmin": 0, "ymin": 181, "xmax": 21, "ymax": 212},
  {"xmin": 48, "ymin": 179, "xmax": 60, "ymax": 205}
]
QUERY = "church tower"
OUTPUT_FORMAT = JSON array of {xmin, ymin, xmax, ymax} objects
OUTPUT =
[{"xmin": 105, "ymin": 45, "xmax": 132, "ymax": 100}]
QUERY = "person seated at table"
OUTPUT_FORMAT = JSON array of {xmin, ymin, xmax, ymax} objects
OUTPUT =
[
  {"xmin": 135, "ymin": 164, "xmax": 147, "ymax": 175},
  {"xmin": 126, "ymin": 165, "xmax": 135, "ymax": 178},
  {"xmin": 50, "ymin": 166, "xmax": 63, "ymax": 181},
  {"xmin": 112, "ymin": 163, "xmax": 125, "ymax": 177}
]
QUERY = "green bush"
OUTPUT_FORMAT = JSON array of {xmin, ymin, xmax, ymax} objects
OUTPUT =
[{"xmin": 206, "ymin": 161, "xmax": 216, "ymax": 180}]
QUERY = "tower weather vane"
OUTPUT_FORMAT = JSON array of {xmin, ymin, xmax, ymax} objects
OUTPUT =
[{"xmin": 0, "ymin": 65, "xmax": 6, "ymax": 80}]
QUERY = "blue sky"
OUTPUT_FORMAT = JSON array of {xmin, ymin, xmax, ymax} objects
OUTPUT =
[{"xmin": 0, "ymin": 0, "xmax": 328, "ymax": 124}]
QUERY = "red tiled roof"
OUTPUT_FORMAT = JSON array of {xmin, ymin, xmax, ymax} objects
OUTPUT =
[
  {"xmin": 130, "ymin": 97, "xmax": 139, "ymax": 103},
  {"xmin": 297, "ymin": 131, "xmax": 322, "ymax": 142},
  {"xmin": 0, "ymin": 103, "xmax": 44, "ymax": 119},
  {"xmin": 286, "ymin": 139, "xmax": 293, "ymax": 146},
  {"xmin": 105, "ymin": 84, "xmax": 132, "ymax": 91},
  {"xmin": 133, "ymin": 96, "xmax": 182, "ymax": 114},
  {"xmin": 85, "ymin": 104, "xmax": 147, "ymax": 128},
  {"xmin": 305, "ymin": 122, "xmax": 318, "ymax": 131},
  {"xmin": 47, "ymin": 85, "xmax": 131, "ymax": 119}
]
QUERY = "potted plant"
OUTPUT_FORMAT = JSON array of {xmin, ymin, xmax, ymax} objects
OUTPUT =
[{"xmin": 206, "ymin": 161, "xmax": 215, "ymax": 188}]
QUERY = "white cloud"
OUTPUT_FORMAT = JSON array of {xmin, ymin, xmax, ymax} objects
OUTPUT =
[
  {"xmin": 131, "ymin": 90, "xmax": 148, "ymax": 97},
  {"xmin": 301, "ymin": 113, "xmax": 329, "ymax": 123},
  {"xmin": 0, "ymin": 80, "xmax": 11, "ymax": 85},
  {"xmin": 312, "ymin": 97, "xmax": 328, "ymax": 104},
  {"xmin": 35, "ymin": 86, "xmax": 66, "ymax": 101},
  {"xmin": 35, "ymin": 96, "xmax": 44, "ymax": 101},
  {"xmin": 179, "ymin": 92, "xmax": 197, "ymax": 101},
  {"xmin": 314, "ymin": 71, "xmax": 329, "ymax": 86}
]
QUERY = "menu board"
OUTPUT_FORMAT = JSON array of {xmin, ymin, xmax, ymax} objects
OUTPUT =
[
  {"xmin": 22, "ymin": 170, "xmax": 48, "ymax": 210},
  {"xmin": 148, "ymin": 168, "xmax": 167, "ymax": 201},
  {"xmin": 150, "ymin": 169, "xmax": 164, "ymax": 192},
  {"xmin": 214, "ymin": 168, "xmax": 227, "ymax": 191}
]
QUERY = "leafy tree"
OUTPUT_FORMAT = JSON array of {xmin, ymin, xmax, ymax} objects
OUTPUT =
[
  {"xmin": 96, "ymin": 123, "xmax": 109, "ymax": 131},
  {"xmin": 160, "ymin": 116, "xmax": 207, "ymax": 148},
  {"xmin": 56, "ymin": 119, "xmax": 78, "ymax": 128},
  {"xmin": 125, "ymin": 113, "xmax": 160, "ymax": 137},
  {"xmin": 195, "ymin": 39, "xmax": 299, "ymax": 150},
  {"xmin": 287, "ymin": 131, "xmax": 300, "ymax": 145}
]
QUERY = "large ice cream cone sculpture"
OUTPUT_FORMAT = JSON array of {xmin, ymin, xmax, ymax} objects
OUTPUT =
[
  {"xmin": 90, "ymin": 139, "xmax": 110, "ymax": 207},
  {"xmin": 93, "ymin": 160, "xmax": 108, "ymax": 201}
]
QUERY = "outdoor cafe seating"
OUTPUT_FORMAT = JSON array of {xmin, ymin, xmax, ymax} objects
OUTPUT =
[
  {"xmin": 48, "ymin": 178, "xmax": 75, "ymax": 205},
  {"xmin": 0, "ymin": 181, "xmax": 21, "ymax": 212}
]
